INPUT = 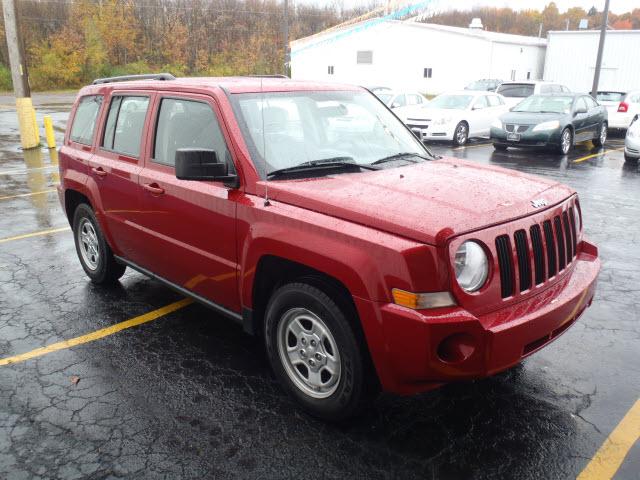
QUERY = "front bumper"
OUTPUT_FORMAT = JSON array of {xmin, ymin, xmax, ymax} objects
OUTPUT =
[
  {"xmin": 356, "ymin": 241, "xmax": 600, "ymax": 395},
  {"xmin": 625, "ymin": 134, "xmax": 640, "ymax": 159},
  {"xmin": 405, "ymin": 122, "xmax": 455, "ymax": 141},
  {"xmin": 490, "ymin": 126, "xmax": 562, "ymax": 149}
]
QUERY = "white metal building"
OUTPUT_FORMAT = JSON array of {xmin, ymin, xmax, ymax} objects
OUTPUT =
[
  {"xmin": 544, "ymin": 30, "xmax": 640, "ymax": 92},
  {"xmin": 290, "ymin": 19, "xmax": 547, "ymax": 94}
]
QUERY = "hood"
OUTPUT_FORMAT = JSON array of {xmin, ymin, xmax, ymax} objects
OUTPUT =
[
  {"xmin": 263, "ymin": 158, "xmax": 574, "ymax": 246},
  {"xmin": 500, "ymin": 110, "xmax": 567, "ymax": 124},
  {"xmin": 397, "ymin": 105, "xmax": 462, "ymax": 121}
]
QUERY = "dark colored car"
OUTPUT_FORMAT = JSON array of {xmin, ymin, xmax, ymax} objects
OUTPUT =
[
  {"xmin": 491, "ymin": 93, "xmax": 608, "ymax": 154},
  {"xmin": 464, "ymin": 79, "xmax": 503, "ymax": 92},
  {"xmin": 58, "ymin": 74, "xmax": 600, "ymax": 421}
]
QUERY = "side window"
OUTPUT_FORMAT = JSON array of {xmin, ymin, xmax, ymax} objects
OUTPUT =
[
  {"xmin": 585, "ymin": 96, "xmax": 598, "ymax": 109},
  {"xmin": 474, "ymin": 96, "xmax": 489, "ymax": 109},
  {"xmin": 575, "ymin": 97, "xmax": 588, "ymax": 112},
  {"xmin": 153, "ymin": 98, "xmax": 232, "ymax": 170},
  {"xmin": 487, "ymin": 95, "xmax": 501, "ymax": 107},
  {"xmin": 70, "ymin": 95, "xmax": 103, "ymax": 145},
  {"xmin": 102, "ymin": 95, "xmax": 149, "ymax": 157},
  {"xmin": 392, "ymin": 95, "xmax": 406, "ymax": 108}
]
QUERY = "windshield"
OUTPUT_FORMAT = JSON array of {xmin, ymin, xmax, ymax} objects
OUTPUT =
[
  {"xmin": 376, "ymin": 93, "xmax": 393, "ymax": 104},
  {"xmin": 496, "ymin": 83, "xmax": 535, "ymax": 98},
  {"xmin": 230, "ymin": 90, "xmax": 429, "ymax": 178},
  {"xmin": 512, "ymin": 95, "xmax": 574, "ymax": 114},
  {"xmin": 427, "ymin": 94, "xmax": 473, "ymax": 110},
  {"xmin": 466, "ymin": 80, "xmax": 491, "ymax": 90},
  {"xmin": 597, "ymin": 91, "xmax": 625, "ymax": 102}
]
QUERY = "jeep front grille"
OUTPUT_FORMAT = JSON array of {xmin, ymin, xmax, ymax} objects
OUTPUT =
[{"xmin": 495, "ymin": 205, "xmax": 579, "ymax": 298}]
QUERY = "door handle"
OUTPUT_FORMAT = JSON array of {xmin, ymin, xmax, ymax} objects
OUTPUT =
[
  {"xmin": 92, "ymin": 166, "xmax": 107, "ymax": 177},
  {"xmin": 143, "ymin": 183, "xmax": 165, "ymax": 195}
]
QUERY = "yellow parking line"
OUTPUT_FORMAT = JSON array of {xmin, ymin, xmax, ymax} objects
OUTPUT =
[
  {"xmin": 0, "ymin": 226, "xmax": 69, "ymax": 244},
  {"xmin": 573, "ymin": 147, "xmax": 625, "ymax": 164},
  {"xmin": 577, "ymin": 398, "xmax": 640, "ymax": 480},
  {"xmin": 0, "ymin": 189, "xmax": 57, "ymax": 201},
  {"xmin": 0, "ymin": 298, "xmax": 193, "ymax": 366}
]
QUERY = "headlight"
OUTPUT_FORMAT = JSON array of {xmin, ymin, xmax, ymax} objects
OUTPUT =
[
  {"xmin": 434, "ymin": 117, "xmax": 453, "ymax": 126},
  {"xmin": 532, "ymin": 120, "xmax": 561, "ymax": 132},
  {"xmin": 491, "ymin": 119, "xmax": 502, "ymax": 129},
  {"xmin": 454, "ymin": 241, "xmax": 489, "ymax": 292}
]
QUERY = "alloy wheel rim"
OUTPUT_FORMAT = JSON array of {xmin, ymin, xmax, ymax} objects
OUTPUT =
[
  {"xmin": 456, "ymin": 124, "xmax": 467, "ymax": 144},
  {"xmin": 277, "ymin": 307, "xmax": 341, "ymax": 399},
  {"xmin": 562, "ymin": 130, "xmax": 571, "ymax": 154},
  {"xmin": 77, "ymin": 218, "xmax": 100, "ymax": 270}
]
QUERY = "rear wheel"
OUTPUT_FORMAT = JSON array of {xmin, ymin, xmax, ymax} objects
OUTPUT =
[
  {"xmin": 558, "ymin": 128, "xmax": 573, "ymax": 155},
  {"xmin": 264, "ymin": 282, "xmax": 370, "ymax": 421},
  {"xmin": 493, "ymin": 143, "xmax": 508, "ymax": 151},
  {"xmin": 72, "ymin": 204, "xmax": 126, "ymax": 284},
  {"xmin": 452, "ymin": 122, "xmax": 469, "ymax": 146},
  {"xmin": 593, "ymin": 122, "xmax": 607, "ymax": 147}
]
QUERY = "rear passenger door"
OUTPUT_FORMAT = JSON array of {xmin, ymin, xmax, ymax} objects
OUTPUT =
[
  {"xmin": 136, "ymin": 93, "xmax": 239, "ymax": 311},
  {"xmin": 89, "ymin": 92, "xmax": 152, "ymax": 260}
]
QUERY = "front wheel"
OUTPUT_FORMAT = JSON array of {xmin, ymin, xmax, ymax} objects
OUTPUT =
[
  {"xmin": 625, "ymin": 152, "xmax": 638, "ymax": 164},
  {"xmin": 264, "ymin": 282, "xmax": 370, "ymax": 421},
  {"xmin": 72, "ymin": 203, "xmax": 126, "ymax": 284},
  {"xmin": 558, "ymin": 128, "xmax": 573, "ymax": 155},
  {"xmin": 493, "ymin": 143, "xmax": 508, "ymax": 151},
  {"xmin": 593, "ymin": 122, "xmax": 607, "ymax": 147},
  {"xmin": 452, "ymin": 122, "xmax": 469, "ymax": 146}
]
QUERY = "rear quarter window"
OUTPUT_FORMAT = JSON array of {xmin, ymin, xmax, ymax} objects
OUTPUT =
[
  {"xmin": 69, "ymin": 95, "xmax": 103, "ymax": 145},
  {"xmin": 496, "ymin": 83, "xmax": 535, "ymax": 98}
]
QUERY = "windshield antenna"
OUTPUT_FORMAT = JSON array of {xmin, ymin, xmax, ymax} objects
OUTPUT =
[{"xmin": 261, "ymin": 77, "xmax": 271, "ymax": 207}]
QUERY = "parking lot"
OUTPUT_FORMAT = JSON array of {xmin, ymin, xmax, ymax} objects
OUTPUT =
[{"xmin": 0, "ymin": 93, "xmax": 638, "ymax": 479}]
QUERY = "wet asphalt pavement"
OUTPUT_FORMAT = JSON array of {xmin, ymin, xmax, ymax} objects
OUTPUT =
[{"xmin": 0, "ymin": 93, "xmax": 638, "ymax": 479}]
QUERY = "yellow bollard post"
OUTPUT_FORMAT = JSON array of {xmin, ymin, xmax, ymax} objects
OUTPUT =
[
  {"xmin": 43, "ymin": 115, "xmax": 56, "ymax": 149},
  {"xmin": 15, "ymin": 97, "xmax": 39, "ymax": 149},
  {"xmin": 32, "ymin": 108, "xmax": 41, "ymax": 145}
]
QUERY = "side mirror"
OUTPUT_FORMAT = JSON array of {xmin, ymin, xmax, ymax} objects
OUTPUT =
[
  {"xmin": 175, "ymin": 148, "xmax": 238, "ymax": 187},
  {"xmin": 473, "ymin": 104, "xmax": 485, "ymax": 110},
  {"xmin": 574, "ymin": 107, "xmax": 587, "ymax": 116},
  {"xmin": 391, "ymin": 102, "xmax": 400, "ymax": 109}
]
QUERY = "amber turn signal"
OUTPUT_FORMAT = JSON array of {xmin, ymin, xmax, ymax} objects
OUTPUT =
[{"xmin": 391, "ymin": 288, "xmax": 456, "ymax": 310}]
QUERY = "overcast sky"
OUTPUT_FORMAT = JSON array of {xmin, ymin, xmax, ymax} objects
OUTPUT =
[{"xmin": 296, "ymin": 0, "xmax": 638, "ymax": 15}]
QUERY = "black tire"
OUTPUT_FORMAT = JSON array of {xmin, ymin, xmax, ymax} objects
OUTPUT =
[
  {"xmin": 493, "ymin": 143, "xmax": 508, "ymax": 151},
  {"xmin": 264, "ymin": 282, "xmax": 370, "ymax": 421},
  {"xmin": 625, "ymin": 152, "xmax": 638, "ymax": 164},
  {"xmin": 72, "ymin": 203, "xmax": 126, "ymax": 284},
  {"xmin": 557, "ymin": 128, "xmax": 573, "ymax": 155},
  {"xmin": 593, "ymin": 122, "xmax": 607, "ymax": 147},
  {"xmin": 452, "ymin": 121, "xmax": 469, "ymax": 146}
]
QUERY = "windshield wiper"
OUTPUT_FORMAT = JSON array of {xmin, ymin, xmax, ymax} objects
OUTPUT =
[
  {"xmin": 370, "ymin": 152, "xmax": 432, "ymax": 166},
  {"xmin": 267, "ymin": 157, "xmax": 379, "ymax": 178}
]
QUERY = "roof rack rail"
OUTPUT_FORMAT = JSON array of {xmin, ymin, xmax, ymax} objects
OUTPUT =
[
  {"xmin": 92, "ymin": 73, "xmax": 176, "ymax": 85},
  {"xmin": 243, "ymin": 74, "xmax": 289, "ymax": 79}
]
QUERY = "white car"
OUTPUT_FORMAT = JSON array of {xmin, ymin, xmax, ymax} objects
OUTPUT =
[
  {"xmin": 374, "ymin": 90, "xmax": 426, "ymax": 110},
  {"xmin": 597, "ymin": 90, "xmax": 640, "ymax": 130},
  {"xmin": 624, "ymin": 117, "xmax": 640, "ymax": 163},
  {"xmin": 395, "ymin": 91, "xmax": 509, "ymax": 146},
  {"xmin": 496, "ymin": 81, "xmax": 570, "ymax": 107}
]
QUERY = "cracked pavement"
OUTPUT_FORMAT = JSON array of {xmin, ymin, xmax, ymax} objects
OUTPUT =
[{"xmin": 0, "ymin": 93, "xmax": 638, "ymax": 479}]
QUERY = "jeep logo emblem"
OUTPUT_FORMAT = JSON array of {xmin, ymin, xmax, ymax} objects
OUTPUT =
[{"xmin": 531, "ymin": 199, "xmax": 548, "ymax": 208}]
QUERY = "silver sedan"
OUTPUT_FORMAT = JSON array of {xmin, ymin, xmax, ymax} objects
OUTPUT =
[{"xmin": 625, "ymin": 117, "xmax": 640, "ymax": 163}]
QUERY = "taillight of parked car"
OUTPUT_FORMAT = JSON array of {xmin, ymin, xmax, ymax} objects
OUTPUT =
[{"xmin": 618, "ymin": 102, "xmax": 629, "ymax": 113}]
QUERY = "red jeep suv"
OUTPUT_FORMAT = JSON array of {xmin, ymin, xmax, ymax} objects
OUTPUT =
[{"xmin": 58, "ymin": 74, "xmax": 600, "ymax": 420}]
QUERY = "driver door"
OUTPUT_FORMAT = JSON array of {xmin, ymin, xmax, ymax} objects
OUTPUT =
[
  {"xmin": 469, "ymin": 95, "xmax": 491, "ymax": 136},
  {"xmin": 136, "ymin": 92, "xmax": 240, "ymax": 311},
  {"xmin": 573, "ymin": 97, "xmax": 591, "ymax": 142}
]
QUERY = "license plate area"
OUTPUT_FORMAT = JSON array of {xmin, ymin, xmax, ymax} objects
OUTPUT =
[{"xmin": 507, "ymin": 132, "xmax": 521, "ymax": 141}]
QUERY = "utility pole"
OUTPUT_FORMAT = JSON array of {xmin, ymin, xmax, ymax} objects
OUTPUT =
[
  {"xmin": 283, "ymin": 0, "xmax": 290, "ymax": 76},
  {"xmin": 2, "ymin": 0, "xmax": 39, "ymax": 149},
  {"xmin": 2, "ymin": 0, "xmax": 30, "ymax": 97},
  {"xmin": 591, "ymin": 0, "xmax": 610, "ymax": 98}
]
